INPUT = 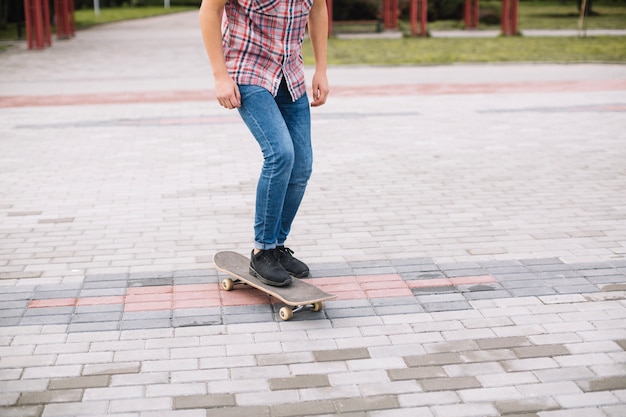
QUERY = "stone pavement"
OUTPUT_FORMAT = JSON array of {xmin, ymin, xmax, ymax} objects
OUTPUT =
[{"xmin": 1, "ymin": 10, "xmax": 626, "ymax": 417}]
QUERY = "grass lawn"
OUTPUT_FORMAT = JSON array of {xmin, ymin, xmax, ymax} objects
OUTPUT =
[
  {"xmin": 72, "ymin": 6, "xmax": 196, "ymax": 29},
  {"xmin": 304, "ymin": 35, "xmax": 626, "ymax": 65},
  {"xmin": 331, "ymin": 0, "xmax": 626, "ymax": 32},
  {"xmin": 517, "ymin": 0, "xmax": 626, "ymax": 30}
]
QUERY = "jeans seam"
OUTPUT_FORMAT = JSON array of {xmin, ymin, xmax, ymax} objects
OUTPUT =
[{"xmin": 240, "ymin": 104, "xmax": 277, "ymax": 249}]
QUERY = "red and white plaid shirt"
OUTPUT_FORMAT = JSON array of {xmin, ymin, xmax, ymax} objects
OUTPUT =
[{"xmin": 222, "ymin": 0, "xmax": 313, "ymax": 101}]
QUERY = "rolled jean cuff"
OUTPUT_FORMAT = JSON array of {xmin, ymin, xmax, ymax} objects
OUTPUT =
[{"xmin": 254, "ymin": 242, "xmax": 277, "ymax": 251}]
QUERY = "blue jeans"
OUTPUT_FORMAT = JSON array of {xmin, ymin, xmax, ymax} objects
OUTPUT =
[{"xmin": 237, "ymin": 80, "xmax": 312, "ymax": 250}]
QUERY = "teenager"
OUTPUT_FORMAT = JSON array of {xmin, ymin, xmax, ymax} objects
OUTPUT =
[{"xmin": 199, "ymin": 0, "xmax": 329, "ymax": 286}]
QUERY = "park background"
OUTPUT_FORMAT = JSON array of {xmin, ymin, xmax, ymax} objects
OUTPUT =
[{"xmin": 0, "ymin": 0, "xmax": 625, "ymax": 63}]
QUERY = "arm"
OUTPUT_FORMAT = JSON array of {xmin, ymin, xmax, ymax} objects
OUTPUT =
[
  {"xmin": 199, "ymin": 0, "xmax": 241, "ymax": 109},
  {"xmin": 308, "ymin": 0, "xmax": 329, "ymax": 107}
]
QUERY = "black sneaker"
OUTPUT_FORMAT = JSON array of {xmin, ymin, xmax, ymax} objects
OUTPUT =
[
  {"xmin": 276, "ymin": 246, "xmax": 309, "ymax": 278},
  {"xmin": 249, "ymin": 249, "xmax": 292, "ymax": 287}
]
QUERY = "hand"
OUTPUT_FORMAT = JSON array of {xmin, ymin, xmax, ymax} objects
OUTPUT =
[
  {"xmin": 310, "ymin": 72, "xmax": 329, "ymax": 107},
  {"xmin": 214, "ymin": 74, "xmax": 241, "ymax": 109}
]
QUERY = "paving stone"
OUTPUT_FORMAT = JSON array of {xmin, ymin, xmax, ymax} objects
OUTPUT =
[
  {"xmin": 313, "ymin": 348, "xmax": 370, "ymax": 362},
  {"xmin": 0, "ymin": 309, "xmax": 26, "ymax": 319},
  {"xmin": 0, "ymin": 405, "xmax": 43, "ymax": 417},
  {"xmin": 577, "ymin": 376, "xmax": 626, "ymax": 392},
  {"xmin": 72, "ymin": 312, "xmax": 123, "ymax": 323},
  {"xmin": 387, "ymin": 366, "xmax": 447, "ymax": 381},
  {"xmin": 270, "ymin": 400, "xmax": 335, "ymax": 417},
  {"xmin": 82, "ymin": 363, "xmax": 140, "ymax": 376},
  {"xmin": 68, "ymin": 321, "xmax": 120, "ymax": 333},
  {"xmin": 404, "ymin": 353, "xmax": 462, "ymax": 367},
  {"xmin": 20, "ymin": 315, "xmax": 73, "ymax": 326},
  {"xmin": 75, "ymin": 304, "xmax": 124, "ymax": 314},
  {"xmin": 209, "ymin": 406, "xmax": 271, "ymax": 417},
  {"xmin": 421, "ymin": 301, "xmax": 473, "ymax": 312},
  {"xmin": 513, "ymin": 344, "xmax": 570, "ymax": 358},
  {"xmin": 18, "ymin": 389, "xmax": 83, "ymax": 405},
  {"xmin": 334, "ymin": 395, "xmax": 400, "ymax": 413},
  {"xmin": 81, "ymin": 280, "xmax": 128, "ymax": 290},
  {"xmin": 48, "ymin": 375, "xmax": 110, "ymax": 390},
  {"xmin": 459, "ymin": 386, "xmax": 523, "ymax": 402},
  {"xmin": 108, "ymin": 397, "xmax": 171, "ymax": 413},
  {"xmin": 430, "ymin": 403, "xmax": 499, "ymax": 417},
  {"xmin": 495, "ymin": 398, "xmax": 559, "ymax": 414},
  {"xmin": 120, "ymin": 318, "xmax": 173, "ymax": 331},
  {"xmin": 476, "ymin": 337, "xmax": 531, "ymax": 350},
  {"xmin": 421, "ymin": 376, "xmax": 482, "ymax": 392},
  {"xmin": 83, "ymin": 273, "xmax": 129, "ymax": 282},
  {"xmin": 603, "ymin": 404, "xmax": 626, "ymax": 417}
]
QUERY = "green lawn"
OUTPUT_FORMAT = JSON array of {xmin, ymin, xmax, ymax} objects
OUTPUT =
[
  {"xmin": 304, "ymin": 36, "xmax": 626, "ymax": 65},
  {"xmin": 330, "ymin": 0, "xmax": 626, "ymax": 32},
  {"xmin": 73, "ymin": 6, "xmax": 196, "ymax": 29},
  {"xmin": 517, "ymin": 0, "xmax": 626, "ymax": 30}
]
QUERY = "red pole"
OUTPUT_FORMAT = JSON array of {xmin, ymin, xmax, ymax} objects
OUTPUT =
[
  {"xmin": 474, "ymin": 0, "xmax": 480, "ymax": 28},
  {"xmin": 69, "ymin": 0, "xmax": 75, "ymax": 35},
  {"xmin": 24, "ymin": 0, "xmax": 33, "ymax": 49},
  {"xmin": 55, "ymin": 0, "xmax": 65, "ymax": 38},
  {"xmin": 510, "ymin": 0, "xmax": 518, "ymax": 35},
  {"xmin": 464, "ymin": 0, "xmax": 479, "ymax": 29},
  {"xmin": 501, "ymin": 0, "xmax": 510, "ymax": 35},
  {"xmin": 420, "ymin": 0, "xmax": 427, "ymax": 36},
  {"xmin": 42, "ymin": 0, "xmax": 52, "ymax": 46},
  {"xmin": 392, "ymin": 0, "xmax": 399, "ymax": 30},
  {"xmin": 383, "ymin": 0, "xmax": 389, "ymax": 29},
  {"xmin": 410, "ymin": 0, "xmax": 417, "ymax": 36},
  {"xmin": 410, "ymin": 0, "xmax": 428, "ymax": 37},
  {"xmin": 33, "ymin": 0, "xmax": 44, "ymax": 48},
  {"xmin": 24, "ymin": 0, "xmax": 52, "ymax": 49}
]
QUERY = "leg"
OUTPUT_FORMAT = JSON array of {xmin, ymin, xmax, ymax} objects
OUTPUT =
[
  {"xmin": 237, "ymin": 85, "xmax": 295, "ymax": 250},
  {"xmin": 274, "ymin": 81, "xmax": 313, "ymax": 246}
]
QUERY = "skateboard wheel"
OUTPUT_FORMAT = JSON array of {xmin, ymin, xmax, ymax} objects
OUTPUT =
[
  {"xmin": 221, "ymin": 278, "xmax": 235, "ymax": 291},
  {"xmin": 312, "ymin": 301, "xmax": 324, "ymax": 312},
  {"xmin": 279, "ymin": 307, "xmax": 293, "ymax": 321}
]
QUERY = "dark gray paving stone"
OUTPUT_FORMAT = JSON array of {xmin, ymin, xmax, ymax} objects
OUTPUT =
[
  {"xmin": 172, "ymin": 316, "xmax": 222, "ymax": 327},
  {"xmin": 326, "ymin": 307, "xmax": 377, "ymax": 319},
  {"xmin": 72, "ymin": 312, "xmax": 123, "ymax": 323},
  {"xmin": 79, "ymin": 287, "xmax": 127, "ymax": 297},
  {"xmin": 422, "ymin": 301, "xmax": 473, "ymax": 312},
  {"xmin": 23, "ymin": 307, "xmax": 74, "ymax": 317},
  {"xmin": 123, "ymin": 311, "xmax": 172, "ymax": 321},
  {"xmin": 508, "ymin": 287, "xmax": 557, "ymax": 297},
  {"xmin": 21, "ymin": 315, "xmax": 72, "ymax": 325},
  {"xmin": 68, "ymin": 321, "xmax": 120, "ymax": 333},
  {"xmin": 82, "ymin": 280, "xmax": 128, "ymax": 290},
  {"xmin": 119, "ymin": 318, "xmax": 172, "ymax": 330},
  {"xmin": 75, "ymin": 304, "xmax": 123, "ymax": 314},
  {"xmin": 443, "ymin": 269, "xmax": 489, "ymax": 278},
  {"xmin": 84, "ymin": 273, "xmax": 129, "ymax": 282}
]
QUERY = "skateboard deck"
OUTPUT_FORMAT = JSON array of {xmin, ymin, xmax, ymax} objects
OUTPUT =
[{"xmin": 213, "ymin": 251, "xmax": 336, "ymax": 320}]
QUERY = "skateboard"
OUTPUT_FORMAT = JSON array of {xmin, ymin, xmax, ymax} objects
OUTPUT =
[{"xmin": 213, "ymin": 251, "xmax": 336, "ymax": 321}]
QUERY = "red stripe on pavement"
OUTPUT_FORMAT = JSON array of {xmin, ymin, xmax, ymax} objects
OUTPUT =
[{"xmin": 3, "ymin": 79, "xmax": 624, "ymax": 108}]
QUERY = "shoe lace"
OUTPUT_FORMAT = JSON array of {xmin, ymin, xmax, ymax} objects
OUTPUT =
[{"xmin": 277, "ymin": 246, "xmax": 294, "ymax": 259}]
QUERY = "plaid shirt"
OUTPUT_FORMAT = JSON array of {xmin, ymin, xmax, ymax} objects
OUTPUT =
[{"xmin": 222, "ymin": 0, "xmax": 313, "ymax": 101}]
